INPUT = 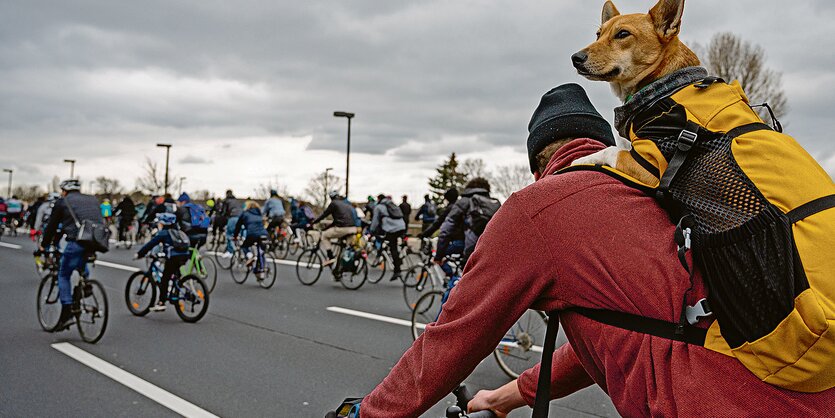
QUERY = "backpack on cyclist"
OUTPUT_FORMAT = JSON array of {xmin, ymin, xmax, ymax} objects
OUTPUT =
[
  {"xmin": 184, "ymin": 203, "xmax": 211, "ymax": 229},
  {"xmin": 302, "ymin": 205, "xmax": 315, "ymax": 221},
  {"xmin": 466, "ymin": 195, "xmax": 501, "ymax": 236},
  {"xmin": 426, "ymin": 201, "xmax": 437, "ymax": 218},
  {"xmin": 552, "ymin": 77, "xmax": 835, "ymax": 396},
  {"xmin": 168, "ymin": 229, "xmax": 191, "ymax": 252},
  {"xmin": 383, "ymin": 200, "xmax": 404, "ymax": 220}
]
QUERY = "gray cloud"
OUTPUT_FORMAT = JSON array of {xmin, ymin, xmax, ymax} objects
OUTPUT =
[
  {"xmin": 179, "ymin": 155, "xmax": 213, "ymax": 165},
  {"xmin": 1, "ymin": 0, "xmax": 834, "ymax": 193}
]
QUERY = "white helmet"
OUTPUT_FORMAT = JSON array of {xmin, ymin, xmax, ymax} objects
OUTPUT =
[{"xmin": 59, "ymin": 179, "xmax": 82, "ymax": 191}]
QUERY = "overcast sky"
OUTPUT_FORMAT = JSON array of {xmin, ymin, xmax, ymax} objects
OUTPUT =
[{"xmin": 2, "ymin": 0, "xmax": 834, "ymax": 201}]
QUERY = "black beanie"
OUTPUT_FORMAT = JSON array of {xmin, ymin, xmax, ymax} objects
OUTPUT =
[{"xmin": 527, "ymin": 83, "xmax": 616, "ymax": 173}]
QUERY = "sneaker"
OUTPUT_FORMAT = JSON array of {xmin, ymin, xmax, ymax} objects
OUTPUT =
[
  {"xmin": 150, "ymin": 302, "xmax": 166, "ymax": 312},
  {"xmin": 53, "ymin": 305, "xmax": 75, "ymax": 332},
  {"xmin": 221, "ymin": 252, "xmax": 233, "ymax": 259},
  {"xmin": 390, "ymin": 270, "xmax": 402, "ymax": 281}
]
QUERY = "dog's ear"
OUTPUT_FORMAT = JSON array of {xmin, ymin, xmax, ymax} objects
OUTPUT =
[
  {"xmin": 602, "ymin": 1, "xmax": 621, "ymax": 24},
  {"xmin": 649, "ymin": 0, "xmax": 685, "ymax": 39}
]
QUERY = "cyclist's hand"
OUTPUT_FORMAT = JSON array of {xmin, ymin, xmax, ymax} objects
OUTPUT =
[
  {"xmin": 433, "ymin": 259, "xmax": 444, "ymax": 266},
  {"xmin": 467, "ymin": 382, "xmax": 525, "ymax": 418},
  {"xmin": 133, "ymin": 253, "xmax": 141, "ymax": 260}
]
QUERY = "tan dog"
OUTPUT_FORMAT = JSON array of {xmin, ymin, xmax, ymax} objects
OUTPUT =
[{"xmin": 571, "ymin": 0, "xmax": 700, "ymax": 186}]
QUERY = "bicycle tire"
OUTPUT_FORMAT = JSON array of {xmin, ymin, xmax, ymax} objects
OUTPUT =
[
  {"xmin": 273, "ymin": 238, "xmax": 290, "ymax": 260},
  {"xmin": 196, "ymin": 255, "xmax": 218, "ymax": 293},
  {"xmin": 410, "ymin": 290, "xmax": 445, "ymax": 340},
  {"xmin": 402, "ymin": 265, "xmax": 435, "ymax": 309},
  {"xmin": 37, "ymin": 274, "xmax": 61, "ymax": 331},
  {"xmin": 76, "ymin": 279, "xmax": 109, "ymax": 344},
  {"xmin": 493, "ymin": 310, "xmax": 549, "ymax": 379},
  {"xmin": 295, "ymin": 249, "xmax": 322, "ymax": 286},
  {"xmin": 367, "ymin": 249, "xmax": 387, "ymax": 284},
  {"xmin": 230, "ymin": 253, "xmax": 249, "ymax": 284},
  {"xmin": 214, "ymin": 245, "xmax": 234, "ymax": 270},
  {"xmin": 258, "ymin": 258, "xmax": 277, "ymax": 289},
  {"xmin": 174, "ymin": 275, "xmax": 209, "ymax": 323},
  {"xmin": 125, "ymin": 271, "xmax": 157, "ymax": 316},
  {"xmin": 339, "ymin": 255, "xmax": 368, "ymax": 291}
]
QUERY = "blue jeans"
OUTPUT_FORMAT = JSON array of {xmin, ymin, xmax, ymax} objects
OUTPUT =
[
  {"xmin": 58, "ymin": 241, "xmax": 89, "ymax": 305},
  {"xmin": 225, "ymin": 217, "xmax": 239, "ymax": 253}
]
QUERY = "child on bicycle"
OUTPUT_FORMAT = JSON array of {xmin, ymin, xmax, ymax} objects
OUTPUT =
[
  {"xmin": 135, "ymin": 213, "xmax": 191, "ymax": 312},
  {"xmin": 233, "ymin": 201, "xmax": 268, "ymax": 266}
]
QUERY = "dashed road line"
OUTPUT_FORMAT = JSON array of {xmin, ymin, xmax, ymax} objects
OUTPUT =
[
  {"xmin": 206, "ymin": 251, "xmax": 315, "ymax": 268},
  {"xmin": 52, "ymin": 342, "xmax": 220, "ymax": 418},
  {"xmin": 94, "ymin": 260, "xmax": 141, "ymax": 272},
  {"xmin": 0, "ymin": 242, "xmax": 22, "ymax": 249}
]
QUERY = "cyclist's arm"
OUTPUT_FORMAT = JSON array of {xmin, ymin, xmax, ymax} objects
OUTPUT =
[
  {"xmin": 137, "ymin": 233, "xmax": 164, "ymax": 257},
  {"xmin": 360, "ymin": 195, "xmax": 560, "ymax": 418},
  {"xmin": 234, "ymin": 215, "xmax": 245, "ymax": 237},
  {"xmin": 310, "ymin": 203, "xmax": 334, "ymax": 226},
  {"xmin": 420, "ymin": 205, "xmax": 450, "ymax": 238}
]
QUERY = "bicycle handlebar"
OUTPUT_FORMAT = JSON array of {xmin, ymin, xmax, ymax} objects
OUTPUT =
[{"xmin": 445, "ymin": 385, "xmax": 498, "ymax": 418}]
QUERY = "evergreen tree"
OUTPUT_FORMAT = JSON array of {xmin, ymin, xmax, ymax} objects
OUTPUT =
[{"xmin": 427, "ymin": 153, "xmax": 467, "ymax": 204}]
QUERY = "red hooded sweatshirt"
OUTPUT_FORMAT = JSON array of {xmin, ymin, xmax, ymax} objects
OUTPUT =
[{"xmin": 361, "ymin": 139, "xmax": 835, "ymax": 417}]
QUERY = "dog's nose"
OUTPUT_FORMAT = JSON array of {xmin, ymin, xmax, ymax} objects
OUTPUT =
[{"xmin": 571, "ymin": 51, "xmax": 588, "ymax": 67}]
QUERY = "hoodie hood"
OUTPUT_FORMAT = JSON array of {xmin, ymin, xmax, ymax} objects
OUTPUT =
[{"xmin": 541, "ymin": 138, "xmax": 607, "ymax": 178}]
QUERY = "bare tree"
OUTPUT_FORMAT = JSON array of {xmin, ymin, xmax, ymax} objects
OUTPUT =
[
  {"xmin": 192, "ymin": 189, "xmax": 212, "ymax": 201},
  {"xmin": 303, "ymin": 171, "xmax": 343, "ymax": 210},
  {"xmin": 696, "ymin": 32, "xmax": 788, "ymax": 121},
  {"xmin": 490, "ymin": 165, "xmax": 533, "ymax": 201},
  {"xmin": 253, "ymin": 177, "xmax": 290, "ymax": 200},
  {"xmin": 461, "ymin": 158, "xmax": 488, "ymax": 181},
  {"xmin": 135, "ymin": 157, "xmax": 175, "ymax": 195},
  {"xmin": 95, "ymin": 176, "xmax": 123, "ymax": 198},
  {"xmin": 12, "ymin": 185, "xmax": 44, "ymax": 202}
]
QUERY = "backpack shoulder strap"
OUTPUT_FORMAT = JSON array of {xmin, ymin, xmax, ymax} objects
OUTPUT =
[{"xmin": 532, "ymin": 311, "xmax": 560, "ymax": 418}]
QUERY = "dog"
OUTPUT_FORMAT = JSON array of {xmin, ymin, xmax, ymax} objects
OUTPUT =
[{"xmin": 570, "ymin": 0, "xmax": 701, "ymax": 186}]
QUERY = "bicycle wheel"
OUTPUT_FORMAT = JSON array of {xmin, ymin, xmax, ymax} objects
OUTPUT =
[
  {"xmin": 258, "ymin": 257, "xmax": 277, "ymax": 289},
  {"xmin": 402, "ymin": 265, "xmax": 436, "ymax": 310},
  {"xmin": 76, "ymin": 280, "xmax": 108, "ymax": 344},
  {"xmin": 493, "ymin": 310, "xmax": 549, "ymax": 379},
  {"xmin": 195, "ymin": 256, "xmax": 218, "ymax": 293},
  {"xmin": 125, "ymin": 271, "xmax": 157, "ymax": 316},
  {"xmin": 366, "ymin": 249, "xmax": 387, "ymax": 284},
  {"xmin": 230, "ymin": 253, "xmax": 249, "ymax": 284},
  {"xmin": 37, "ymin": 274, "xmax": 61, "ymax": 331},
  {"xmin": 214, "ymin": 245, "xmax": 234, "ymax": 270},
  {"xmin": 295, "ymin": 249, "xmax": 323, "ymax": 285},
  {"xmin": 339, "ymin": 255, "xmax": 368, "ymax": 291},
  {"xmin": 273, "ymin": 238, "xmax": 290, "ymax": 260},
  {"xmin": 174, "ymin": 275, "xmax": 209, "ymax": 323},
  {"xmin": 410, "ymin": 290, "xmax": 445, "ymax": 340}
]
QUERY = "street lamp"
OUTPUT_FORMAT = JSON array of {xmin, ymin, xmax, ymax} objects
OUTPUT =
[
  {"xmin": 323, "ymin": 167, "xmax": 333, "ymax": 206},
  {"xmin": 156, "ymin": 143, "xmax": 172, "ymax": 195},
  {"xmin": 179, "ymin": 177, "xmax": 186, "ymax": 195},
  {"xmin": 63, "ymin": 159, "xmax": 76, "ymax": 179},
  {"xmin": 333, "ymin": 111, "xmax": 355, "ymax": 198},
  {"xmin": 2, "ymin": 169, "xmax": 12, "ymax": 197}
]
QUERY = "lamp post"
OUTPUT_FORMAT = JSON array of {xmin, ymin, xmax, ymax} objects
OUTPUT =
[
  {"xmin": 156, "ymin": 143, "xmax": 172, "ymax": 195},
  {"xmin": 333, "ymin": 111, "xmax": 354, "ymax": 198},
  {"xmin": 179, "ymin": 177, "xmax": 186, "ymax": 195},
  {"xmin": 63, "ymin": 159, "xmax": 76, "ymax": 179},
  {"xmin": 323, "ymin": 167, "xmax": 333, "ymax": 207},
  {"xmin": 2, "ymin": 169, "xmax": 12, "ymax": 197}
]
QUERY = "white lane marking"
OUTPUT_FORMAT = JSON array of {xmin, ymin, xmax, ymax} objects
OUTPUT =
[
  {"xmin": 327, "ymin": 306, "xmax": 543, "ymax": 353},
  {"xmin": 52, "ymin": 342, "xmax": 219, "ymax": 418},
  {"xmin": 206, "ymin": 251, "xmax": 318, "ymax": 268},
  {"xmin": 0, "ymin": 242, "xmax": 22, "ymax": 249},
  {"xmin": 94, "ymin": 260, "xmax": 141, "ymax": 272}
]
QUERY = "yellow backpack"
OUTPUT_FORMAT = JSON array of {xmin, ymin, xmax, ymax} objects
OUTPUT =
[{"xmin": 564, "ymin": 77, "xmax": 835, "ymax": 393}]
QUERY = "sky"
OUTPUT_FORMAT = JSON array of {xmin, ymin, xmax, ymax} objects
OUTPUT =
[{"xmin": 2, "ymin": 0, "xmax": 835, "ymax": 201}]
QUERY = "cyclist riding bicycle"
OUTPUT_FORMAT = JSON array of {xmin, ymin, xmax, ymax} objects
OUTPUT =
[
  {"xmin": 220, "ymin": 190, "xmax": 243, "ymax": 257},
  {"xmin": 263, "ymin": 189, "xmax": 286, "ymax": 232},
  {"xmin": 436, "ymin": 178, "xmax": 499, "ymax": 265},
  {"xmin": 418, "ymin": 188, "xmax": 459, "ymax": 239},
  {"xmin": 369, "ymin": 194, "xmax": 407, "ymax": 280},
  {"xmin": 40, "ymin": 179, "xmax": 105, "ymax": 331},
  {"xmin": 308, "ymin": 191, "xmax": 358, "ymax": 266},
  {"xmin": 233, "ymin": 201, "xmax": 268, "ymax": 262},
  {"xmin": 34, "ymin": 192, "xmax": 62, "ymax": 247},
  {"xmin": 134, "ymin": 213, "xmax": 191, "ymax": 312},
  {"xmin": 114, "ymin": 196, "xmax": 137, "ymax": 245},
  {"xmin": 6, "ymin": 195, "xmax": 23, "ymax": 228},
  {"xmin": 331, "ymin": 84, "xmax": 835, "ymax": 417}
]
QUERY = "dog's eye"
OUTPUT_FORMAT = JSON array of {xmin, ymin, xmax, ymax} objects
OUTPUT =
[
  {"xmin": 595, "ymin": 31, "xmax": 602, "ymax": 39},
  {"xmin": 614, "ymin": 30, "xmax": 631, "ymax": 39}
]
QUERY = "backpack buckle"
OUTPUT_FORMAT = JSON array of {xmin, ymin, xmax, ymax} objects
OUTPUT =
[
  {"xmin": 685, "ymin": 298, "xmax": 713, "ymax": 325},
  {"xmin": 677, "ymin": 128, "xmax": 698, "ymax": 151}
]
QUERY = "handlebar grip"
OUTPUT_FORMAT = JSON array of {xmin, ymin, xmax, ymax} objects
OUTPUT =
[{"xmin": 453, "ymin": 385, "xmax": 473, "ymax": 408}]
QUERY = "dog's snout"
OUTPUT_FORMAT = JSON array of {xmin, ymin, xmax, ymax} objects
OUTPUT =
[{"xmin": 571, "ymin": 51, "xmax": 589, "ymax": 67}]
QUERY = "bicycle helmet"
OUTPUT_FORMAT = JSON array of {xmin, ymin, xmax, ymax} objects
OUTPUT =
[
  {"xmin": 154, "ymin": 212, "xmax": 177, "ymax": 226},
  {"xmin": 59, "ymin": 179, "xmax": 82, "ymax": 191}
]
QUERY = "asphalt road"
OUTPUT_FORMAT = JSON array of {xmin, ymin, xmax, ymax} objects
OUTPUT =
[{"xmin": 0, "ymin": 233, "xmax": 617, "ymax": 418}]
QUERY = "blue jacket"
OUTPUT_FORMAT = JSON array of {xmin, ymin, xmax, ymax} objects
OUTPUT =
[
  {"xmin": 137, "ymin": 228, "xmax": 190, "ymax": 258},
  {"xmin": 234, "ymin": 208, "xmax": 267, "ymax": 237},
  {"xmin": 264, "ymin": 197, "xmax": 286, "ymax": 219}
]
